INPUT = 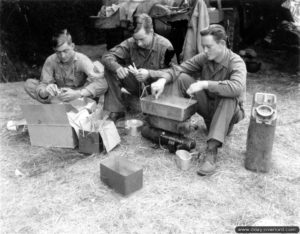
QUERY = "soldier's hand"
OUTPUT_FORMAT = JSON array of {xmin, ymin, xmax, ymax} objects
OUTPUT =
[
  {"xmin": 186, "ymin": 81, "xmax": 208, "ymax": 96},
  {"xmin": 116, "ymin": 67, "xmax": 129, "ymax": 79},
  {"xmin": 151, "ymin": 78, "xmax": 166, "ymax": 99},
  {"xmin": 58, "ymin": 88, "xmax": 81, "ymax": 102},
  {"xmin": 45, "ymin": 84, "xmax": 59, "ymax": 96},
  {"xmin": 135, "ymin": 69, "xmax": 149, "ymax": 82}
]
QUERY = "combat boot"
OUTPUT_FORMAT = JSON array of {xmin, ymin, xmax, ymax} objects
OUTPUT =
[{"xmin": 197, "ymin": 149, "xmax": 217, "ymax": 176}]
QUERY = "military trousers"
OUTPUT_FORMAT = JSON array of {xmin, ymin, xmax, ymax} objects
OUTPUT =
[
  {"xmin": 177, "ymin": 73, "xmax": 245, "ymax": 144},
  {"xmin": 103, "ymin": 69, "xmax": 179, "ymax": 112}
]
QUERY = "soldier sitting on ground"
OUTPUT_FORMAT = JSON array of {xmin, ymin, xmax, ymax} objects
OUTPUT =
[
  {"xmin": 151, "ymin": 24, "xmax": 247, "ymax": 176},
  {"xmin": 24, "ymin": 29, "xmax": 107, "ymax": 103},
  {"xmin": 101, "ymin": 13, "xmax": 178, "ymax": 122}
]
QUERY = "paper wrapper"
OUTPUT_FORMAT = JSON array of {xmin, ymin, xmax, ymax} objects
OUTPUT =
[
  {"xmin": 99, "ymin": 120, "xmax": 121, "ymax": 152},
  {"xmin": 67, "ymin": 109, "xmax": 92, "ymax": 137}
]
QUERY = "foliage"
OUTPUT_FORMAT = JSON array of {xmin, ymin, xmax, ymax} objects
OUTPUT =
[{"xmin": 0, "ymin": 0, "xmax": 104, "ymax": 82}]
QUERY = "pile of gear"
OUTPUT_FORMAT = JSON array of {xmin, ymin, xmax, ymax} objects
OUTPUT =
[{"xmin": 239, "ymin": 48, "xmax": 261, "ymax": 73}]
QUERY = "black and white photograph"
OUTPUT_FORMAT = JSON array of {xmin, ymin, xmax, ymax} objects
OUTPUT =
[{"xmin": 0, "ymin": 0, "xmax": 299, "ymax": 233}]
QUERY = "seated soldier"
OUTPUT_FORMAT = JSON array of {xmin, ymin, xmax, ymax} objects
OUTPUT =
[
  {"xmin": 24, "ymin": 29, "xmax": 107, "ymax": 103},
  {"xmin": 101, "ymin": 13, "xmax": 177, "ymax": 122},
  {"xmin": 151, "ymin": 24, "xmax": 247, "ymax": 176}
]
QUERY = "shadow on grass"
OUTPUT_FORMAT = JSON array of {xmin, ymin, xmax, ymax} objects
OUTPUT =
[
  {"xmin": 1, "ymin": 128, "xmax": 91, "ymax": 177},
  {"xmin": 18, "ymin": 148, "xmax": 90, "ymax": 177}
]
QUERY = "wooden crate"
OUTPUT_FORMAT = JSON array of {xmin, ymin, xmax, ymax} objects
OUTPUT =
[
  {"xmin": 21, "ymin": 104, "xmax": 78, "ymax": 148},
  {"xmin": 140, "ymin": 95, "xmax": 197, "ymax": 121},
  {"xmin": 100, "ymin": 157, "xmax": 143, "ymax": 196}
]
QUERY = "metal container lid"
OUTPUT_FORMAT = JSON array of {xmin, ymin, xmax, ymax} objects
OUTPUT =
[{"xmin": 255, "ymin": 105, "xmax": 274, "ymax": 118}]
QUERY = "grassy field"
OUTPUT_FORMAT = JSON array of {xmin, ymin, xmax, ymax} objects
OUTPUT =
[{"xmin": 0, "ymin": 51, "xmax": 299, "ymax": 233}]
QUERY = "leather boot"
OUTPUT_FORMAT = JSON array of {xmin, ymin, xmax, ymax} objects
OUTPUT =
[{"xmin": 197, "ymin": 149, "xmax": 217, "ymax": 176}]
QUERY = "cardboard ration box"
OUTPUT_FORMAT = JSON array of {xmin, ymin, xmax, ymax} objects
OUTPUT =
[{"xmin": 21, "ymin": 104, "xmax": 78, "ymax": 148}]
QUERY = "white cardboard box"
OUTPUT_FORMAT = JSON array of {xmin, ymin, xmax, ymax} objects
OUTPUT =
[{"xmin": 21, "ymin": 104, "xmax": 78, "ymax": 148}]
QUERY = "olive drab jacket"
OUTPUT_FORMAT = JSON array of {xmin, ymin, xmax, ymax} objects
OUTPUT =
[
  {"xmin": 168, "ymin": 48, "xmax": 247, "ymax": 108},
  {"xmin": 102, "ymin": 33, "xmax": 177, "ymax": 82}
]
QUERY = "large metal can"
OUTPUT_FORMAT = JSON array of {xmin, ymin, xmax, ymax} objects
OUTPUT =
[{"xmin": 245, "ymin": 92, "xmax": 277, "ymax": 173}]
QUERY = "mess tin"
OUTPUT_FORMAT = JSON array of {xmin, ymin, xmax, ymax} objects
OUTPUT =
[
  {"xmin": 140, "ymin": 95, "xmax": 197, "ymax": 121},
  {"xmin": 175, "ymin": 150, "xmax": 199, "ymax": 171},
  {"xmin": 100, "ymin": 156, "xmax": 143, "ymax": 196}
]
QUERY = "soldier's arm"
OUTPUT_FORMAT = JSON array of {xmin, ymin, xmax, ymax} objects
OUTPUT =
[
  {"xmin": 101, "ymin": 39, "xmax": 131, "ymax": 73},
  {"xmin": 36, "ymin": 56, "xmax": 56, "ymax": 99},
  {"xmin": 207, "ymin": 56, "xmax": 246, "ymax": 98},
  {"xmin": 80, "ymin": 55, "xmax": 108, "ymax": 98}
]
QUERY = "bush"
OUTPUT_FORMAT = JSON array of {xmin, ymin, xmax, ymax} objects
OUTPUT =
[{"xmin": 0, "ymin": 0, "xmax": 104, "ymax": 82}]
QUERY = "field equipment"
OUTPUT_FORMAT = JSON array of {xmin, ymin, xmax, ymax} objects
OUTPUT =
[
  {"xmin": 141, "ymin": 124, "xmax": 196, "ymax": 153},
  {"xmin": 245, "ymin": 92, "xmax": 277, "ymax": 173}
]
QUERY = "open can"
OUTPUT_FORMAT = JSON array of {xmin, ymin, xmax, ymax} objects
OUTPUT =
[{"xmin": 175, "ymin": 150, "xmax": 198, "ymax": 171}]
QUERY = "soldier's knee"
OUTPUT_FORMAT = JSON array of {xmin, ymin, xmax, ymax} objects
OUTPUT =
[
  {"xmin": 24, "ymin": 78, "xmax": 39, "ymax": 90},
  {"xmin": 178, "ymin": 73, "xmax": 193, "ymax": 82},
  {"xmin": 177, "ymin": 73, "xmax": 196, "ymax": 88},
  {"xmin": 24, "ymin": 79, "xmax": 39, "ymax": 99}
]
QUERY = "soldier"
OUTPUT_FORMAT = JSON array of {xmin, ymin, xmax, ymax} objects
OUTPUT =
[
  {"xmin": 151, "ymin": 24, "xmax": 246, "ymax": 176},
  {"xmin": 25, "ymin": 29, "xmax": 107, "ymax": 103},
  {"xmin": 102, "ymin": 13, "xmax": 177, "ymax": 122}
]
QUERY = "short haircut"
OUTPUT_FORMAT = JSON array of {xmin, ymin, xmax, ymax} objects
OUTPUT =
[
  {"xmin": 200, "ymin": 24, "xmax": 227, "ymax": 42},
  {"xmin": 133, "ymin": 13, "xmax": 153, "ymax": 34},
  {"xmin": 51, "ymin": 29, "xmax": 72, "ymax": 49}
]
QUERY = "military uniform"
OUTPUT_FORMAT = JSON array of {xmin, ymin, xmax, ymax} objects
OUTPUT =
[
  {"xmin": 168, "ymin": 48, "xmax": 247, "ymax": 143},
  {"xmin": 25, "ymin": 52, "xmax": 107, "ymax": 103},
  {"xmin": 102, "ymin": 33, "xmax": 177, "ymax": 112}
]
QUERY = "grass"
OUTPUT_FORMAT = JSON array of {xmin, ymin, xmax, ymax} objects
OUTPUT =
[{"xmin": 0, "ymin": 50, "xmax": 299, "ymax": 233}]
